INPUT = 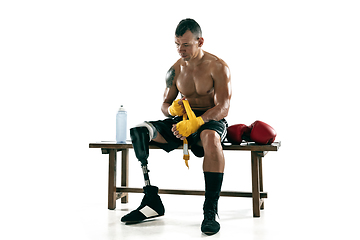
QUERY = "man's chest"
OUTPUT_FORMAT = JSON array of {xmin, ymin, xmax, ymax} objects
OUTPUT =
[{"xmin": 176, "ymin": 66, "xmax": 214, "ymax": 96}]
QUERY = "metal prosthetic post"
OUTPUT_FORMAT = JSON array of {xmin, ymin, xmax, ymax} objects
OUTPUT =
[
  {"xmin": 130, "ymin": 127, "xmax": 152, "ymax": 186},
  {"xmin": 141, "ymin": 165, "xmax": 151, "ymax": 186}
]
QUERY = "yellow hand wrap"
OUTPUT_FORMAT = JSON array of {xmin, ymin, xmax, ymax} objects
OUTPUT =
[
  {"xmin": 176, "ymin": 100, "xmax": 205, "ymax": 138},
  {"xmin": 171, "ymin": 99, "xmax": 204, "ymax": 169},
  {"xmin": 168, "ymin": 99, "xmax": 184, "ymax": 116},
  {"xmin": 183, "ymin": 124, "xmax": 190, "ymax": 169},
  {"xmin": 179, "ymin": 100, "xmax": 205, "ymax": 168}
]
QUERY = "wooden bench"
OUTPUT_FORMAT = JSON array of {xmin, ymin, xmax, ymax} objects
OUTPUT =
[{"xmin": 89, "ymin": 141, "xmax": 281, "ymax": 217}]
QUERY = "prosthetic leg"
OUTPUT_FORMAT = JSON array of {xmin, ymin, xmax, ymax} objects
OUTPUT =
[
  {"xmin": 121, "ymin": 125, "xmax": 165, "ymax": 224},
  {"xmin": 130, "ymin": 126, "xmax": 151, "ymax": 186}
]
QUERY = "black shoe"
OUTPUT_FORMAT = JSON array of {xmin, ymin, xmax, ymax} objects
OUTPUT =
[
  {"xmin": 201, "ymin": 198, "xmax": 220, "ymax": 235},
  {"xmin": 121, "ymin": 186, "xmax": 165, "ymax": 224}
]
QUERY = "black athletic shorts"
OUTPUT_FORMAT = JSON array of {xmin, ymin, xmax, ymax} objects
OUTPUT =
[{"xmin": 149, "ymin": 111, "xmax": 228, "ymax": 158}]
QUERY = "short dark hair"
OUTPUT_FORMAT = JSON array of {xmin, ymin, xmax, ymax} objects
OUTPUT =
[{"xmin": 175, "ymin": 18, "xmax": 202, "ymax": 39}]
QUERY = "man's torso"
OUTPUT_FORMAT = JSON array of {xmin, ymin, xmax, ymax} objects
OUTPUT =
[{"xmin": 174, "ymin": 51, "xmax": 225, "ymax": 111}]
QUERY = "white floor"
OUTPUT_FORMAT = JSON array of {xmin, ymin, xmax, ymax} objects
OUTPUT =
[{"xmin": 5, "ymin": 190, "xmax": 356, "ymax": 240}]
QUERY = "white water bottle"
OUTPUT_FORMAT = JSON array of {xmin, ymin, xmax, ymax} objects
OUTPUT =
[{"xmin": 116, "ymin": 105, "xmax": 127, "ymax": 143}]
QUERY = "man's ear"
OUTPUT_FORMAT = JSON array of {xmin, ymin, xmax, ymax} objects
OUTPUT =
[{"xmin": 198, "ymin": 37, "xmax": 204, "ymax": 47}]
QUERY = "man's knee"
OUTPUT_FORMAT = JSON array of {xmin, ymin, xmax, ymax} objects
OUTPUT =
[
  {"xmin": 135, "ymin": 122, "xmax": 157, "ymax": 140},
  {"xmin": 200, "ymin": 130, "xmax": 222, "ymax": 152},
  {"xmin": 201, "ymin": 130, "xmax": 225, "ymax": 172},
  {"xmin": 135, "ymin": 121, "xmax": 167, "ymax": 144}
]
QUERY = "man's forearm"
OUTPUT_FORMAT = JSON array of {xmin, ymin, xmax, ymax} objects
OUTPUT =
[
  {"xmin": 161, "ymin": 102, "xmax": 171, "ymax": 117},
  {"xmin": 200, "ymin": 104, "xmax": 229, "ymax": 123}
]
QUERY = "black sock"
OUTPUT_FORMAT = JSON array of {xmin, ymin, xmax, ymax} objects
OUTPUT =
[{"xmin": 204, "ymin": 172, "xmax": 224, "ymax": 197}]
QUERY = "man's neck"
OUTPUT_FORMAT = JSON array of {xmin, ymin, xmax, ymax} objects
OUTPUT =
[{"xmin": 186, "ymin": 49, "xmax": 204, "ymax": 66}]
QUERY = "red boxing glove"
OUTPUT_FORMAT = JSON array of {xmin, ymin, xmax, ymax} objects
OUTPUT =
[
  {"xmin": 249, "ymin": 120, "xmax": 276, "ymax": 145},
  {"xmin": 226, "ymin": 124, "xmax": 251, "ymax": 144}
]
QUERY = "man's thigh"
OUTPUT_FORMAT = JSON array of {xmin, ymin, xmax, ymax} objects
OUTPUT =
[{"xmin": 152, "ymin": 132, "xmax": 168, "ymax": 144}]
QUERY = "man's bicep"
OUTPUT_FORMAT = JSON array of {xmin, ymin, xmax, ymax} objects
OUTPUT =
[
  {"xmin": 163, "ymin": 66, "xmax": 179, "ymax": 104},
  {"xmin": 165, "ymin": 66, "xmax": 176, "ymax": 88},
  {"xmin": 213, "ymin": 65, "xmax": 232, "ymax": 106},
  {"xmin": 163, "ymin": 86, "xmax": 178, "ymax": 104}
]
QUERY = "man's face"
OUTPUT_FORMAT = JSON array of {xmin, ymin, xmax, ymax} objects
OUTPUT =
[{"xmin": 175, "ymin": 30, "xmax": 203, "ymax": 62}]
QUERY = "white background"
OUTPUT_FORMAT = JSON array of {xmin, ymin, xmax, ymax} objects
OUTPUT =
[{"xmin": 1, "ymin": 0, "xmax": 359, "ymax": 239}]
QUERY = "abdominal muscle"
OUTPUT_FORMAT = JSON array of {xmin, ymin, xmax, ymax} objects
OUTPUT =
[{"xmin": 183, "ymin": 93, "xmax": 215, "ymax": 112}]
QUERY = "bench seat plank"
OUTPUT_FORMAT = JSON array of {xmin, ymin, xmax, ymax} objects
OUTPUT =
[{"xmin": 89, "ymin": 141, "xmax": 281, "ymax": 152}]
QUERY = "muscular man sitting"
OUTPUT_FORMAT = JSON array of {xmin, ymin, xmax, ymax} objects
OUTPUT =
[{"xmin": 121, "ymin": 18, "xmax": 232, "ymax": 236}]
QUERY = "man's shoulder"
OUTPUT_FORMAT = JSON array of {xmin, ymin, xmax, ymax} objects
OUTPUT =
[
  {"xmin": 166, "ymin": 59, "xmax": 182, "ymax": 75},
  {"xmin": 168, "ymin": 59, "xmax": 182, "ymax": 73},
  {"xmin": 203, "ymin": 52, "xmax": 230, "ymax": 82},
  {"xmin": 203, "ymin": 51, "xmax": 229, "ymax": 69}
]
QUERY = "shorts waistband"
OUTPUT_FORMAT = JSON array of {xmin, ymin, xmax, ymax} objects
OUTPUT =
[{"xmin": 192, "ymin": 110, "xmax": 206, "ymax": 117}]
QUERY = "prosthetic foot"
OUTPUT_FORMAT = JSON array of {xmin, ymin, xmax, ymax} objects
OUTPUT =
[
  {"xmin": 121, "ymin": 185, "xmax": 165, "ymax": 224},
  {"xmin": 201, "ymin": 172, "xmax": 224, "ymax": 235}
]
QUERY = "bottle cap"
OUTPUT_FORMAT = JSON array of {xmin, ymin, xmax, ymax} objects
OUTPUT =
[{"xmin": 118, "ymin": 105, "xmax": 126, "ymax": 111}]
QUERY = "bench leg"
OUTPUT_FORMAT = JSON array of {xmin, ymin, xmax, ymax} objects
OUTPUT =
[
  {"xmin": 121, "ymin": 149, "xmax": 129, "ymax": 203},
  {"xmin": 251, "ymin": 151, "xmax": 261, "ymax": 217},
  {"xmin": 259, "ymin": 157, "xmax": 264, "ymax": 210},
  {"xmin": 108, "ymin": 149, "xmax": 117, "ymax": 210}
]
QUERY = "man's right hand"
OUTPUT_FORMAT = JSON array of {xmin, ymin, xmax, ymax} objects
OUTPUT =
[
  {"xmin": 168, "ymin": 98, "xmax": 186, "ymax": 116},
  {"xmin": 174, "ymin": 100, "xmax": 204, "ymax": 138}
]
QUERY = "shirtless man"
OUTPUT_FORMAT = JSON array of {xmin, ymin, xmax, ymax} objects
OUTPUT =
[{"xmin": 121, "ymin": 18, "xmax": 231, "ymax": 235}]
